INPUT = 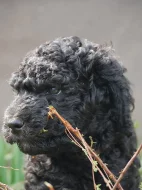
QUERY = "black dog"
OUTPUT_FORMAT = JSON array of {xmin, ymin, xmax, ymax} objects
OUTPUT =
[{"xmin": 3, "ymin": 36, "xmax": 140, "ymax": 190}]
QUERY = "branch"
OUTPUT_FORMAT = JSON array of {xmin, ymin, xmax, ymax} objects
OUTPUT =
[
  {"xmin": 112, "ymin": 144, "xmax": 142, "ymax": 190},
  {"xmin": 0, "ymin": 182, "xmax": 13, "ymax": 190},
  {"xmin": 44, "ymin": 182, "xmax": 55, "ymax": 190},
  {"xmin": 0, "ymin": 166, "xmax": 18, "ymax": 171},
  {"xmin": 48, "ymin": 106, "xmax": 123, "ymax": 190}
]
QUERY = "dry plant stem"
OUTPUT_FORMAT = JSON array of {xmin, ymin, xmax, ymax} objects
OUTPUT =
[
  {"xmin": 78, "ymin": 131, "xmax": 113, "ymax": 190},
  {"xmin": 65, "ymin": 129, "xmax": 83, "ymax": 150},
  {"xmin": 0, "ymin": 166, "xmax": 18, "ymax": 170},
  {"xmin": 78, "ymin": 132, "xmax": 97, "ymax": 190},
  {"xmin": 87, "ymin": 146, "xmax": 123, "ymax": 190},
  {"xmin": 112, "ymin": 144, "xmax": 142, "ymax": 190},
  {"xmin": 0, "ymin": 182, "xmax": 13, "ymax": 190},
  {"xmin": 65, "ymin": 129, "xmax": 97, "ymax": 190},
  {"xmin": 103, "ymin": 168, "xmax": 114, "ymax": 188},
  {"xmin": 44, "ymin": 182, "xmax": 55, "ymax": 190},
  {"xmin": 67, "ymin": 128, "xmax": 113, "ymax": 190},
  {"xmin": 48, "ymin": 106, "xmax": 123, "ymax": 190},
  {"xmin": 92, "ymin": 168, "xmax": 96, "ymax": 190},
  {"xmin": 97, "ymin": 166, "xmax": 113, "ymax": 190}
]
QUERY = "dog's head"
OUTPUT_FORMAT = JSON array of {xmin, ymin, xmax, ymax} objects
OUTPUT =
[{"xmin": 3, "ymin": 36, "xmax": 134, "ymax": 155}]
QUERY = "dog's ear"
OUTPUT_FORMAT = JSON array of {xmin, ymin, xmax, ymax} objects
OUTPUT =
[{"xmin": 82, "ymin": 46, "xmax": 134, "ymax": 131}]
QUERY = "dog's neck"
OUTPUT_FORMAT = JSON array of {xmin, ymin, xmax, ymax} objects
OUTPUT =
[
  {"xmin": 31, "ymin": 147, "xmax": 92, "ymax": 175},
  {"xmin": 53, "ymin": 151, "xmax": 92, "ymax": 174},
  {"xmin": 27, "ymin": 149, "xmax": 94, "ymax": 189}
]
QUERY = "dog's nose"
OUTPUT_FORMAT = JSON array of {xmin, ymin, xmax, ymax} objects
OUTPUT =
[{"xmin": 7, "ymin": 118, "xmax": 23, "ymax": 130}]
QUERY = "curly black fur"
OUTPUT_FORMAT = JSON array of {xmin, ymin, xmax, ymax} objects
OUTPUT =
[{"xmin": 3, "ymin": 36, "xmax": 140, "ymax": 190}]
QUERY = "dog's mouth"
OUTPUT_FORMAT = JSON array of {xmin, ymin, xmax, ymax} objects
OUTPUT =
[
  {"xmin": 4, "ymin": 133, "xmax": 18, "ymax": 144},
  {"xmin": 17, "ymin": 134, "xmax": 70, "ymax": 155},
  {"xmin": 3, "ymin": 120, "xmax": 68, "ymax": 155}
]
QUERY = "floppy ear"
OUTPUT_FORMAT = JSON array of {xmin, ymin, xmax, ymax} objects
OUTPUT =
[{"xmin": 83, "ymin": 46, "xmax": 134, "ymax": 133}]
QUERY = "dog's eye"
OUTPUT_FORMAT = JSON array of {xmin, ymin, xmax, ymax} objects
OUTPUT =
[{"xmin": 49, "ymin": 87, "xmax": 61, "ymax": 95}]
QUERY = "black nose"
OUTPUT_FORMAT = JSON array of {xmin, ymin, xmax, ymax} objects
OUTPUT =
[{"xmin": 7, "ymin": 118, "xmax": 23, "ymax": 130}]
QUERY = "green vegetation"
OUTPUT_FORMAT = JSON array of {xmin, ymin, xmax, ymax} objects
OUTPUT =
[{"xmin": 0, "ymin": 137, "xmax": 24, "ymax": 187}]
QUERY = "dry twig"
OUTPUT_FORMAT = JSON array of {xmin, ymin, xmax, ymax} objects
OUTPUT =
[
  {"xmin": 48, "ymin": 106, "xmax": 123, "ymax": 190},
  {"xmin": 0, "ymin": 182, "xmax": 13, "ymax": 190},
  {"xmin": 48, "ymin": 106, "xmax": 142, "ymax": 190},
  {"xmin": 0, "ymin": 166, "xmax": 19, "ymax": 171},
  {"xmin": 44, "ymin": 182, "xmax": 55, "ymax": 190},
  {"xmin": 112, "ymin": 144, "xmax": 142, "ymax": 190}
]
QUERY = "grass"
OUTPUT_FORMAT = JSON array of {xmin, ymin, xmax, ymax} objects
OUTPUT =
[{"xmin": 0, "ymin": 137, "xmax": 24, "ymax": 188}]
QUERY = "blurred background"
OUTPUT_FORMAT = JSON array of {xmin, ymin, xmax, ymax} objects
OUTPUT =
[{"xmin": 0, "ymin": 0, "xmax": 142, "ymax": 187}]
